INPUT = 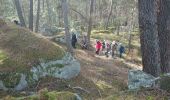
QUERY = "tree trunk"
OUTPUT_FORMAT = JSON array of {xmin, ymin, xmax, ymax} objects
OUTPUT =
[
  {"xmin": 105, "ymin": 0, "xmax": 113, "ymax": 29},
  {"xmin": 29, "ymin": 0, "xmax": 33, "ymax": 31},
  {"xmin": 61, "ymin": 0, "xmax": 73, "ymax": 54},
  {"xmin": 13, "ymin": 0, "xmax": 26, "ymax": 27},
  {"xmin": 128, "ymin": 34, "xmax": 132, "ymax": 54},
  {"xmin": 46, "ymin": 0, "xmax": 52, "ymax": 28},
  {"xmin": 138, "ymin": 0, "xmax": 161, "ymax": 77},
  {"xmin": 43, "ymin": 0, "xmax": 45, "ymax": 11},
  {"xmin": 35, "ymin": 0, "xmax": 41, "ymax": 32},
  {"xmin": 87, "ymin": 0, "xmax": 94, "ymax": 49},
  {"xmin": 157, "ymin": 0, "xmax": 170, "ymax": 73},
  {"xmin": 116, "ymin": 24, "xmax": 120, "ymax": 35}
]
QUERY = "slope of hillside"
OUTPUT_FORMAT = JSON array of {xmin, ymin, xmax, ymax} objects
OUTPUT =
[{"xmin": 0, "ymin": 19, "xmax": 65, "ymax": 73}]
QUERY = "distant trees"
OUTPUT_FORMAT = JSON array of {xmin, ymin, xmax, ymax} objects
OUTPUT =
[
  {"xmin": 87, "ymin": 0, "xmax": 94, "ymax": 48},
  {"xmin": 46, "ymin": 0, "xmax": 52, "ymax": 28},
  {"xmin": 35, "ymin": 0, "xmax": 41, "ymax": 32},
  {"xmin": 14, "ymin": 0, "xmax": 26, "ymax": 27},
  {"xmin": 105, "ymin": 0, "xmax": 113, "ymax": 29},
  {"xmin": 29, "ymin": 0, "xmax": 33, "ymax": 31}
]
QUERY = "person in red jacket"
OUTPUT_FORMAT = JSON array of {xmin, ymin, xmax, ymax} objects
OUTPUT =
[{"xmin": 95, "ymin": 40, "xmax": 102, "ymax": 55}]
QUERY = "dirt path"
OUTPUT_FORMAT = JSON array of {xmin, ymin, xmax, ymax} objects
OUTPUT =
[{"xmin": 75, "ymin": 49, "xmax": 129, "ymax": 84}]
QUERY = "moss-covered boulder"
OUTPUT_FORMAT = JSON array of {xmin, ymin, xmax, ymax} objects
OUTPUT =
[
  {"xmin": 0, "ymin": 23, "xmax": 65, "ymax": 72},
  {"xmin": 0, "ymin": 20, "xmax": 80, "ymax": 91}
]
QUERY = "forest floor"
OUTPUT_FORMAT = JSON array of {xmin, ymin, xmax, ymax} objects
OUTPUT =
[
  {"xmin": 40, "ymin": 39, "xmax": 169, "ymax": 100},
  {"xmin": 0, "ymin": 36, "xmax": 169, "ymax": 99}
]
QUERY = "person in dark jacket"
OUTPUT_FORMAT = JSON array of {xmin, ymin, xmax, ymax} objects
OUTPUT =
[
  {"xmin": 102, "ymin": 40, "xmax": 106, "ymax": 51},
  {"xmin": 71, "ymin": 33, "xmax": 77, "ymax": 49},
  {"xmin": 119, "ymin": 45, "xmax": 125, "ymax": 58}
]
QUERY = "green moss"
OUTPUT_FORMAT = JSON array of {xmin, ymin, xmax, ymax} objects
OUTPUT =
[
  {"xmin": 0, "ymin": 73, "xmax": 21, "ymax": 88},
  {"xmin": 25, "ymin": 89, "xmax": 77, "ymax": 100},
  {"xmin": 106, "ymin": 94, "xmax": 136, "ymax": 100},
  {"xmin": 46, "ymin": 92, "xmax": 57, "ymax": 100},
  {"xmin": 25, "ymin": 72, "xmax": 36, "ymax": 86},
  {"xmin": 27, "ymin": 95, "xmax": 39, "ymax": 100},
  {"xmin": 1, "ymin": 58, "xmax": 25, "ymax": 72},
  {"xmin": 54, "ymin": 91, "xmax": 77, "ymax": 100},
  {"xmin": 92, "ymin": 30, "xmax": 111, "ymax": 34},
  {"xmin": 96, "ymin": 81, "xmax": 112, "ymax": 91},
  {"xmin": 112, "ymin": 79, "xmax": 127, "ymax": 91},
  {"xmin": 0, "ymin": 50, "xmax": 7, "ymax": 61},
  {"xmin": 146, "ymin": 96, "xmax": 154, "ymax": 100}
]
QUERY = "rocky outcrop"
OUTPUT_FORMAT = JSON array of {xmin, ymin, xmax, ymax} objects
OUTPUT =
[
  {"xmin": 128, "ymin": 70, "xmax": 156, "ymax": 90},
  {"xmin": 128, "ymin": 70, "xmax": 170, "ymax": 90},
  {"xmin": 0, "ymin": 53, "xmax": 80, "ymax": 91}
]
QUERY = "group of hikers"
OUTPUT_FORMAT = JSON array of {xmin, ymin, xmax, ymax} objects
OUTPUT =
[
  {"xmin": 95, "ymin": 40, "xmax": 125, "ymax": 58},
  {"xmin": 70, "ymin": 27, "xmax": 126, "ymax": 58},
  {"xmin": 70, "ymin": 28, "xmax": 125, "ymax": 58}
]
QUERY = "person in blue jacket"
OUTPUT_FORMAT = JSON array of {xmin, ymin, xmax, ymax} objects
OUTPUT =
[{"xmin": 119, "ymin": 45, "xmax": 125, "ymax": 58}]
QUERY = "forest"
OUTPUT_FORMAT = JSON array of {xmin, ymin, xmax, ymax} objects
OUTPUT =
[{"xmin": 0, "ymin": 0, "xmax": 170, "ymax": 99}]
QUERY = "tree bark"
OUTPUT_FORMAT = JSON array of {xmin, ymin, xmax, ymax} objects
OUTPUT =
[
  {"xmin": 61, "ymin": 0, "xmax": 73, "ymax": 54},
  {"xmin": 43, "ymin": 0, "xmax": 45, "ymax": 11},
  {"xmin": 29, "ymin": 0, "xmax": 33, "ymax": 31},
  {"xmin": 35, "ymin": 0, "xmax": 41, "ymax": 32},
  {"xmin": 46, "ymin": 0, "xmax": 52, "ymax": 28},
  {"xmin": 138, "ymin": 0, "xmax": 161, "ymax": 77},
  {"xmin": 157, "ymin": 0, "xmax": 170, "ymax": 73},
  {"xmin": 87, "ymin": 0, "xmax": 94, "ymax": 49},
  {"xmin": 13, "ymin": 0, "xmax": 26, "ymax": 27}
]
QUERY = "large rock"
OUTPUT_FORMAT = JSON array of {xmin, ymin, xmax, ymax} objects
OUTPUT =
[
  {"xmin": 0, "ymin": 81, "xmax": 8, "ymax": 91},
  {"xmin": 128, "ymin": 70, "xmax": 157, "ymax": 90},
  {"xmin": 0, "ymin": 53, "xmax": 81, "ymax": 91},
  {"xmin": 31, "ymin": 53, "xmax": 80, "ymax": 80},
  {"xmin": 14, "ymin": 74, "xmax": 28, "ymax": 91}
]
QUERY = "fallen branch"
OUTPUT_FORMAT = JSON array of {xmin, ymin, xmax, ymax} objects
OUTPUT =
[
  {"xmin": 67, "ymin": 85, "xmax": 90, "ymax": 94},
  {"xmin": 72, "ymin": 86, "xmax": 90, "ymax": 94}
]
